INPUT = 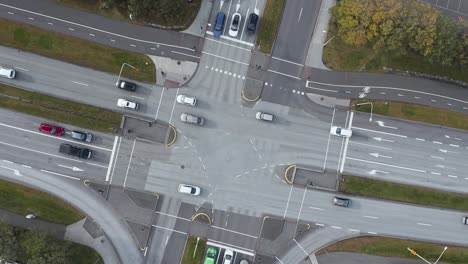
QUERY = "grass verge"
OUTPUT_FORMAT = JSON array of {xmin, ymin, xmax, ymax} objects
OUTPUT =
[
  {"xmin": 323, "ymin": 19, "xmax": 468, "ymax": 83},
  {"xmin": 0, "ymin": 179, "xmax": 84, "ymax": 225},
  {"xmin": 256, "ymin": 0, "xmax": 286, "ymax": 54},
  {"xmin": 318, "ymin": 236, "xmax": 468, "ymax": 264},
  {"xmin": 340, "ymin": 176, "xmax": 468, "ymax": 211},
  {"xmin": 352, "ymin": 99, "xmax": 468, "ymax": 131},
  {"xmin": 0, "ymin": 84, "xmax": 122, "ymax": 133},
  {"xmin": 0, "ymin": 18, "xmax": 155, "ymax": 83},
  {"xmin": 181, "ymin": 236, "xmax": 206, "ymax": 264}
]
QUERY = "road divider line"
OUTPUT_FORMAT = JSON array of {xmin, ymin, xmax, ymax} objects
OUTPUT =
[
  {"xmin": 211, "ymin": 226, "xmax": 258, "ymax": 239},
  {"xmin": 207, "ymin": 240, "xmax": 255, "ymax": 256},
  {"xmin": 315, "ymin": 223, "xmax": 325, "ymax": 226},
  {"xmin": 415, "ymin": 138, "xmax": 425, "ymax": 141},
  {"xmin": 349, "ymin": 141, "xmax": 392, "ymax": 150},
  {"xmin": 293, "ymin": 239, "xmax": 309, "ymax": 256},
  {"xmin": 171, "ymin": 51, "xmax": 201, "ymax": 59},
  {"xmin": 348, "ymin": 229, "xmax": 360, "ymax": 232},
  {"xmin": 367, "ymin": 231, "xmax": 378, "ymax": 235},
  {"xmin": 40, "ymin": 169, "xmax": 80, "ymax": 180},
  {"xmin": 448, "ymin": 175, "xmax": 459, "ymax": 178},
  {"xmin": 304, "ymin": 85, "xmax": 338, "ymax": 93},
  {"xmin": 339, "ymin": 111, "xmax": 353, "ymax": 173},
  {"xmin": 72, "ymin": 81, "xmax": 88, "ymax": 86},
  {"xmin": 151, "ymin": 224, "xmax": 187, "ymax": 235},
  {"xmin": 417, "ymin": 223, "xmax": 432, "ymax": 226},
  {"xmin": 202, "ymin": 51, "xmax": 249, "ymax": 65},
  {"xmin": 430, "ymin": 156, "xmax": 444, "ymax": 160},
  {"xmin": 14, "ymin": 66, "xmax": 29, "ymax": 71},
  {"xmin": 331, "ymin": 226, "xmax": 342, "ymax": 229},
  {"xmin": 363, "ymin": 215, "xmax": 379, "ymax": 219},
  {"xmin": 21, "ymin": 165, "xmax": 31, "ymax": 168},
  {"xmin": 353, "ymin": 126, "xmax": 407, "ymax": 138},
  {"xmin": 267, "ymin": 69, "xmax": 301, "ymax": 80},
  {"xmin": 205, "ymin": 37, "xmax": 252, "ymax": 51},
  {"xmin": 347, "ymin": 157, "xmax": 426, "ymax": 173},
  {"xmin": 309, "ymin": 206, "xmax": 324, "ymax": 210},
  {"xmin": 123, "ymin": 138, "xmax": 136, "ymax": 188},
  {"xmin": 105, "ymin": 136, "xmax": 119, "ymax": 182},
  {"xmin": 272, "ymin": 56, "xmax": 304, "ymax": 66}
]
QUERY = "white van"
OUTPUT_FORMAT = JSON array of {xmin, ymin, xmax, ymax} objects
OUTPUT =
[
  {"xmin": 0, "ymin": 67, "xmax": 16, "ymax": 79},
  {"xmin": 256, "ymin": 112, "xmax": 274, "ymax": 122}
]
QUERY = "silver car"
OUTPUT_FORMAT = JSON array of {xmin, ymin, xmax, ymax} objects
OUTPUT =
[
  {"xmin": 180, "ymin": 113, "xmax": 204, "ymax": 126},
  {"xmin": 71, "ymin": 131, "xmax": 93, "ymax": 143}
]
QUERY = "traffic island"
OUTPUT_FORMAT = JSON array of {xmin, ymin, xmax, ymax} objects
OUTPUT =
[
  {"xmin": 242, "ymin": 78, "xmax": 264, "ymax": 103},
  {"xmin": 165, "ymin": 124, "xmax": 177, "ymax": 148},
  {"xmin": 126, "ymin": 220, "xmax": 151, "ymax": 250},
  {"xmin": 83, "ymin": 180, "xmax": 109, "ymax": 198},
  {"xmin": 256, "ymin": 217, "xmax": 301, "ymax": 259},
  {"xmin": 283, "ymin": 164, "xmax": 296, "ymax": 184},
  {"xmin": 294, "ymin": 222, "xmax": 312, "ymax": 239}
]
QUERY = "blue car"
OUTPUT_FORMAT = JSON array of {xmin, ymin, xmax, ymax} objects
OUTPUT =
[{"xmin": 213, "ymin": 12, "xmax": 225, "ymax": 37}]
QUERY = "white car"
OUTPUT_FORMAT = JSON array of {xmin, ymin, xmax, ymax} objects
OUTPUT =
[
  {"xmin": 462, "ymin": 216, "xmax": 468, "ymax": 225},
  {"xmin": 117, "ymin": 98, "xmax": 139, "ymax": 110},
  {"xmin": 228, "ymin": 13, "xmax": 241, "ymax": 37},
  {"xmin": 330, "ymin": 126, "xmax": 352, "ymax": 137},
  {"xmin": 176, "ymin": 95, "xmax": 197, "ymax": 106},
  {"xmin": 178, "ymin": 184, "xmax": 201, "ymax": 196},
  {"xmin": 223, "ymin": 250, "xmax": 234, "ymax": 264}
]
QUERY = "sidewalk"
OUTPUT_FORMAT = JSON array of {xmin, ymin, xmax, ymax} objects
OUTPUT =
[
  {"xmin": 182, "ymin": 0, "xmax": 214, "ymax": 38},
  {"xmin": 0, "ymin": 208, "xmax": 65, "ymax": 239},
  {"xmin": 149, "ymin": 55, "xmax": 199, "ymax": 88}
]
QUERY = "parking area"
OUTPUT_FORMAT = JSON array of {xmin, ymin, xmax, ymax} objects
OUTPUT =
[{"xmin": 204, "ymin": 240, "xmax": 255, "ymax": 264}]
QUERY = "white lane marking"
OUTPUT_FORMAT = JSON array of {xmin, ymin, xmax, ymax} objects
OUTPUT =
[
  {"xmin": 375, "ymin": 121, "xmax": 398, "ymax": 129},
  {"xmin": 21, "ymin": 164, "xmax": 31, "ymax": 168},
  {"xmin": 353, "ymin": 127, "xmax": 407, "ymax": 138},
  {"xmin": 167, "ymin": 88, "xmax": 180, "ymax": 125},
  {"xmin": 207, "ymin": 240, "xmax": 255, "ymax": 256},
  {"xmin": 331, "ymin": 226, "xmax": 342, "ymax": 229},
  {"xmin": 204, "ymin": 37, "xmax": 251, "ymax": 51},
  {"xmin": 272, "ymin": 56, "xmax": 304, "ymax": 66},
  {"xmin": 40, "ymin": 169, "xmax": 79, "ymax": 180},
  {"xmin": 298, "ymin": 7, "xmax": 303, "ymax": 22},
  {"xmin": 211, "ymin": 225, "xmax": 258, "ymax": 239},
  {"xmin": 267, "ymin": 69, "xmax": 302, "ymax": 80},
  {"xmin": 130, "ymin": 44, "xmax": 136, "ymax": 47},
  {"xmin": 430, "ymin": 156, "xmax": 444, "ymax": 160},
  {"xmin": 439, "ymin": 149, "xmax": 459, "ymax": 154},
  {"xmin": 275, "ymin": 257, "xmax": 285, "ymax": 264},
  {"xmin": 433, "ymin": 141, "xmax": 442, "ymax": 144},
  {"xmin": 57, "ymin": 164, "xmax": 83, "ymax": 172},
  {"xmin": 417, "ymin": 223, "xmax": 432, "ymax": 226},
  {"xmin": 151, "ymin": 224, "xmax": 187, "ymax": 235},
  {"xmin": 123, "ymin": 139, "xmax": 137, "ymax": 188},
  {"xmin": 449, "ymin": 144, "xmax": 459, "ymax": 147},
  {"xmin": 47, "ymin": 22, "xmax": 53, "ymax": 25},
  {"xmin": 130, "ymin": 95, "xmax": 145, "ymax": 100},
  {"xmin": 304, "ymin": 85, "xmax": 338, "ymax": 93},
  {"xmin": 0, "ymin": 166, "xmax": 22, "ymax": 176},
  {"xmin": 309, "ymin": 206, "xmax": 324, "ymax": 210},
  {"xmin": 0, "ymin": 140, "xmax": 107, "ymax": 168},
  {"xmin": 306, "ymin": 80, "xmax": 468, "ymax": 105},
  {"xmin": 2, "ymin": 160, "xmax": 13, "ymax": 163},
  {"xmin": 368, "ymin": 169, "xmax": 389, "ymax": 175},
  {"xmin": 373, "ymin": 137, "xmax": 394, "ymax": 143},
  {"xmin": 339, "ymin": 111, "xmax": 353, "ymax": 173},
  {"xmin": 7, "ymin": 11, "xmax": 14, "ymax": 14},
  {"xmin": 110, "ymin": 39, "xmax": 116, "ymax": 42},
  {"xmin": 89, "ymin": 33, "xmax": 95, "ymax": 36},
  {"xmin": 363, "ymin": 215, "xmax": 379, "ymax": 219},
  {"xmin": 154, "ymin": 86, "xmax": 164, "ymax": 120},
  {"xmin": 448, "ymin": 175, "xmax": 459, "ymax": 178},
  {"xmin": 72, "ymin": 81, "xmax": 88, "ymax": 86},
  {"xmin": 14, "ymin": 66, "xmax": 29, "ymax": 71},
  {"xmin": 367, "ymin": 231, "xmax": 378, "ymax": 235},
  {"xmin": 349, "ymin": 141, "xmax": 392, "ymax": 150},
  {"xmin": 0, "ymin": 123, "xmax": 111, "ymax": 151},
  {"xmin": 415, "ymin": 138, "xmax": 425, "ymax": 141},
  {"xmin": 105, "ymin": 136, "xmax": 119, "ymax": 182},
  {"xmin": 205, "ymin": 32, "xmax": 255, "ymax": 47},
  {"xmin": 347, "ymin": 157, "xmax": 426, "ymax": 173},
  {"xmin": 283, "ymin": 184, "xmax": 294, "ymax": 218},
  {"xmin": 349, "ymin": 229, "xmax": 360, "ymax": 232},
  {"xmin": 109, "ymin": 136, "xmax": 122, "ymax": 185},
  {"xmin": 315, "ymin": 223, "xmax": 325, "ymax": 226},
  {"xmin": 240, "ymin": 7, "xmax": 250, "ymax": 41},
  {"xmin": 430, "ymin": 172, "xmax": 441, "ymax": 175},
  {"xmin": 202, "ymin": 51, "xmax": 249, "ymax": 65},
  {"xmin": 370, "ymin": 153, "xmax": 392, "ymax": 159},
  {"xmin": 454, "ymin": 138, "xmax": 462, "ymax": 141},
  {"xmin": 28, "ymin": 17, "xmax": 34, "ymax": 20},
  {"xmin": 68, "ymin": 28, "xmax": 75, "ymax": 31},
  {"xmin": 293, "ymin": 239, "xmax": 308, "ymax": 256}
]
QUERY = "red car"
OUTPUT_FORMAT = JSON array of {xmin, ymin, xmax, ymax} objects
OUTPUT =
[{"xmin": 39, "ymin": 123, "xmax": 65, "ymax": 136}]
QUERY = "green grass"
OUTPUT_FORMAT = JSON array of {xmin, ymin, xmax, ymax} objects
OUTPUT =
[
  {"xmin": 0, "ymin": 84, "xmax": 122, "ymax": 133},
  {"xmin": 352, "ymin": 99, "xmax": 468, "ymax": 131},
  {"xmin": 51, "ymin": 0, "xmax": 202, "ymax": 29},
  {"xmin": 256, "ymin": 0, "xmax": 286, "ymax": 54},
  {"xmin": 340, "ymin": 176, "xmax": 468, "ymax": 211},
  {"xmin": 323, "ymin": 20, "xmax": 468, "ymax": 83},
  {"xmin": 181, "ymin": 236, "xmax": 206, "ymax": 264},
  {"xmin": 0, "ymin": 18, "xmax": 155, "ymax": 83},
  {"xmin": 0, "ymin": 179, "xmax": 84, "ymax": 225},
  {"xmin": 318, "ymin": 236, "xmax": 468, "ymax": 264},
  {"xmin": 68, "ymin": 242, "xmax": 104, "ymax": 264}
]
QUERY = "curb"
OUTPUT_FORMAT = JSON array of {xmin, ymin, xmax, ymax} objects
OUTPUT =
[
  {"xmin": 284, "ymin": 164, "xmax": 296, "ymax": 184},
  {"xmin": 165, "ymin": 125, "xmax": 177, "ymax": 148},
  {"xmin": 191, "ymin": 212, "xmax": 212, "ymax": 225},
  {"xmin": 241, "ymin": 86, "xmax": 261, "ymax": 102}
]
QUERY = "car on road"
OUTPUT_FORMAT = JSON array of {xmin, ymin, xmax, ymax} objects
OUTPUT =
[
  {"xmin": 247, "ymin": 13, "xmax": 259, "ymax": 34},
  {"xmin": 204, "ymin": 247, "xmax": 217, "ymax": 264},
  {"xmin": 462, "ymin": 216, "xmax": 468, "ymax": 225},
  {"xmin": 116, "ymin": 80, "xmax": 137, "ymax": 91},
  {"xmin": 214, "ymin": 12, "xmax": 226, "ymax": 37},
  {"xmin": 229, "ymin": 13, "xmax": 242, "ymax": 37},
  {"xmin": 71, "ymin": 131, "xmax": 93, "ymax": 143},
  {"xmin": 177, "ymin": 94, "xmax": 197, "ymax": 106},
  {"xmin": 330, "ymin": 126, "xmax": 352, "ymax": 137},
  {"xmin": 39, "ymin": 123, "xmax": 65, "ymax": 136},
  {"xmin": 117, "ymin": 98, "xmax": 139, "ymax": 110},
  {"xmin": 333, "ymin": 197, "xmax": 351, "ymax": 207},
  {"xmin": 178, "ymin": 184, "xmax": 201, "ymax": 196},
  {"xmin": 59, "ymin": 143, "xmax": 92, "ymax": 159},
  {"xmin": 223, "ymin": 250, "xmax": 234, "ymax": 264},
  {"xmin": 181, "ymin": 113, "xmax": 204, "ymax": 126},
  {"xmin": 256, "ymin": 112, "xmax": 274, "ymax": 121},
  {"xmin": 0, "ymin": 67, "xmax": 16, "ymax": 79}
]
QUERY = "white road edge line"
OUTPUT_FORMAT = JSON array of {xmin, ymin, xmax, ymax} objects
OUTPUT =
[
  {"xmin": 123, "ymin": 138, "xmax": 137, "ymax": 188},
  {"xmin": 211, "ymin": 225, "xmax": 258, "ymax": 239},
  {"xmin": 72, "ymin": 81, "xmax": 88, "ymax": 86},
  {"xmin": 272, "ymin": 56, "xmax": 304, "ymax": 66},
  {"xmin": 339, "ymin": 111, "xmax": 353, "ymax": 173},
  {"xmin": 202, "ymin": 51, "xmax": 249, "ymax": 65},
  {"xmin": 151, "ymin": 224, "xmax": 187, "ymax": 235},
  {"xmin": 40, "ymin": 169, "xmax": 80, "ymax": 180},
  {"xmin": 347, "ymin": 157, "xmax": 426, "ymax": 173},
  {"xmin": 267, "ymin": 69, "xmax": 301, "ymax": 80},
  {"xmin": 105, "ymin": 136, "xmax": 119, "ymax": 182},
  {"xmin": 353, "ymin": 126, "xmax": 407, "ymax": 138}
]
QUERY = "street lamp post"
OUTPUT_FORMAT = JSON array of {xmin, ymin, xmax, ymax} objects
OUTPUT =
[
  {"xmin": 407, "ymin": 246, "xmax": 448, "ymax": 264},
  {"xmin": 354, "ymin": 102, "xmax": 373, "ymax": 122},
  {"xmin": 117, "ymin": 63, "xmax": 137, "ymax": 84},
  {"xmin": 434, "ymin": 246, "xmax": 448, "ymax": 264}
]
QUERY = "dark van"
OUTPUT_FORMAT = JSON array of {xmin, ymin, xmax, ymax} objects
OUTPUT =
[{"xmin": 214, "ymin": 12, "xmax": 226, "ymax": 37}]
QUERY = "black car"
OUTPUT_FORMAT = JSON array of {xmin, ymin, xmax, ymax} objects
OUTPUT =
[
  {"xmin": 59, "ymin": 144, "xmax": 92, "ymax": 159},
  {"xmin": 247, "ymin": 13, "xmax": 259, "ymax": 34},
  {"xmin": 333, "ymin": 197, "xmax": 351, "ymax": 207},
  {"xmin": 116, "ymin": 80, "xmax": 136, "ymax": 91}
]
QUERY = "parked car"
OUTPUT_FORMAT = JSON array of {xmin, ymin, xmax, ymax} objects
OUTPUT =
[
  {"xmin": 333, "ymin": 197, "xmax": 351, "ymax": 207},
  {"xmin": 117, "ymin": 98, "xmax": 139, "ymax": 110},
  {"xmin": 256, "ymin": 112, "xmax": 274, "ymax": 121},
  {"xmin": 229, "ymin": 13, "xmax": 242, "ymax": 37},
  {"xmin": 330, "ymin": 126, "xmax": 352, "ymax": 137},
  {"xmin": 177, "ymin": 94, "xmax": 197, "ymax": 106},
  {"xmin": 223, "ymin": 250, "xmax": 234, "ymax": 264},
  {"xmin": 213, "ymin": 12, "xmax": 226, "ymax": 37},
  {"xmin": 0, "ymin": 67, "xmax": 15, "ymax": 79},
  {"xmin": 71, "ymin": 130, "xmax": 93, "ymax": 143},
  {"xmin": 246, "ymin": 13, "xmax": 259, "ymax": 34},
  {"xmin": 116, "ymin": 80, "xmax": 136, "ymax": 91},
  {"xmin": 178, "ymin": 184, "xmax": 201, "ymax": 196},
  {"xmin": 39, "ymin": 123, "xmax": 65, "ymax": 136},
  {"xmin": 462, "ymin": 216, "xmax": 468, "ymax": 225},
  {"xmin": 181, "ymin": 113, "xmax": 204, "ymax": 126},
  {"xmin": 25, "ymin": 213, "xmax": 36, "ymax": 219},
  {"xmin": 204, "ymin": 247, "xmax": 218, "ymax": 264},
  {"xmin": 59, "ymin": 144, "xmax": 92, "ymax": 159}
]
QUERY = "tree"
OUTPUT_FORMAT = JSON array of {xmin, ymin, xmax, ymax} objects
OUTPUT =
[
  {"xmin": 0, "ymin": 222, "xmax": 19, "ymax": 260},
  {"xmin": 20, "ymin": 231, "xmax": 67, "ymax": 264}
]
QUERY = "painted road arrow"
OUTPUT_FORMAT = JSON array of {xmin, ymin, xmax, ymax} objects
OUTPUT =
[
  {"xmin": 376, "ymin": 121, "xmax": 398, "ymax": 129},
  {"xmin": 368, "ymin": 169, "xmax": 389, "ymax": 175},
  {"xmin": 370, "ymin": 153, "xmax": 392, "ymax": 159},
  {"xmin": 373, "ymin": 137, "xmax": 394, "ymax": 143},
  {"xmin": 58, "ymin": 164, "xmax": 84, "ymax": 172}
]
